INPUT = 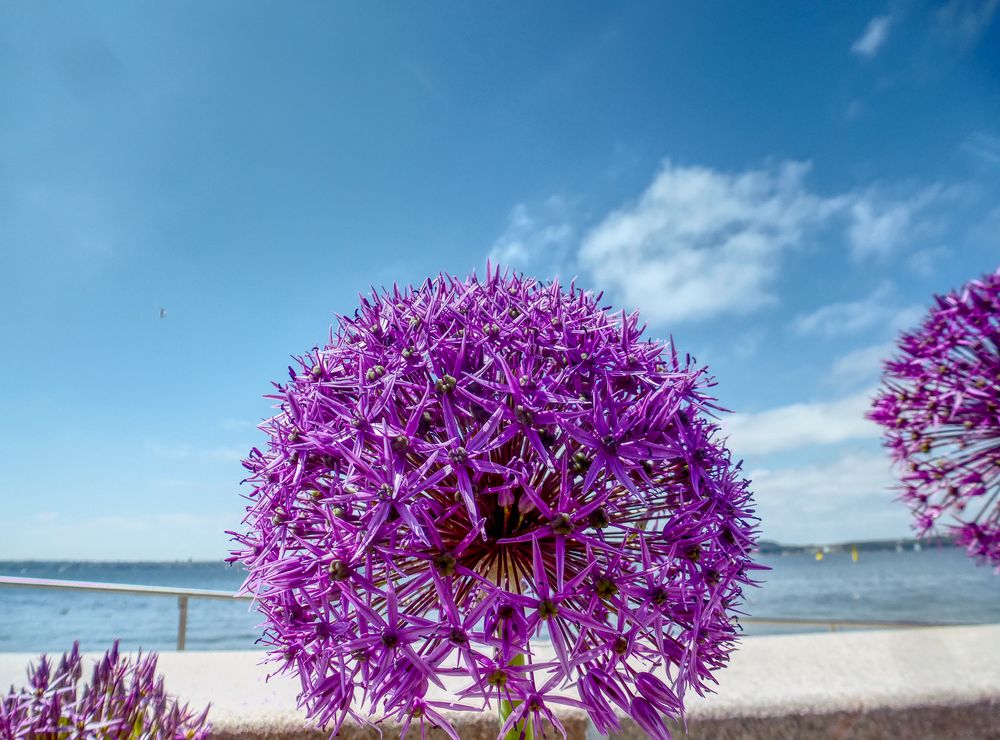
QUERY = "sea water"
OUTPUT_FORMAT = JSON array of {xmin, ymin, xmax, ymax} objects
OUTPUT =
[{"xmin": 1, "ymin": 547, "xmax": 997, "ymax": 653}]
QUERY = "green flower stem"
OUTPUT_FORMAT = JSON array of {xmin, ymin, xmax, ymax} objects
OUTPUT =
[{"xmin": 499, "ymin": 653, "xmax": 533, "ymax": 740}]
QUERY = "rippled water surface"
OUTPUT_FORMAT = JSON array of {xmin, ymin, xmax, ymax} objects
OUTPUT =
[{"xmin": 1, "ymin": 547, "xmax": 997, "ymax": 652}]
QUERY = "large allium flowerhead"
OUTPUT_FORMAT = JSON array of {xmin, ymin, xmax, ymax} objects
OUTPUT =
[
  {"xmin": 0, "ymin": 641, "xmax": 210, "ymax": 738},
  {"xmin": 230, "ymin": 268, "xmax": 758, "ymax": 739},
  {"xmin": 869, "ymin": 268, "xmax": 1000, "ymax": 568}
]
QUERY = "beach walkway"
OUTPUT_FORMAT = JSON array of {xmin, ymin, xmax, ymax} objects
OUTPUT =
[{"xmin": 2, "ymin": 624, "xmax": 997, "ymax": 739}]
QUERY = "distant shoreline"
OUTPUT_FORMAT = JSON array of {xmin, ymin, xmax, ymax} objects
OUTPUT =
[
  {"xmin": 0, "ymin": 536, "xmax": 962, "ymax": 564},
  {"xmin": 757, "ymin": 534, "xmax": 959, "ymax": 555}
]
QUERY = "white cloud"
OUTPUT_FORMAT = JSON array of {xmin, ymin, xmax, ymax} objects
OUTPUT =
[
  {"xmin": 846, "ymin": 186, "xmax": 943, "ymax": 260},
  {"xmin": 725, "ymin": 390, "xmax": 879, "ymax": 456},
  {"xmin": 908, "ymin": 246, "xmax": 952, "ymax": 277},
  {"xmin": 961, "ymin": 131, "xmax": 1000, "ymax": 166},
  {"xmin": 578, "ymin": 160, "xmax": 848, "ymax": 323},
  {"xmin": 752, "ymin": 452, "xmax": 892, "ymax": 510},
  {"xmin": 489, "ymin": 199, "xmax": 575, "ymax": 271},
  {"xmin": 936, "ymin": 0, "xmax": 999, "ymax": 47},
  {"xmin": 829, "ymin": 342, "xmax": 895, "ymax": 387},
  {"xmin": 851, "ymin": 15, "xmax": 893, "ymax": 57},
  {"xmin": 733, "ymin": 328, "xmax": 766, "ymax": 359},
  {"xmin": 751, "ymin": 451, "xmax": 909, "ymax": 543},
  {"xmin": 791, "ymin": 283, "xmax": 924, "ymax": 338},
  {"xmin": 494, "ymin": 161, "xmax": 944, "ymax": 324},
  {"xmin": 845, "ymin": 98, "xmax": 866, "ymax": 121},
  {"xmin": 969, "ymin": 204, "xmax": 1000, "ymax": 251},
  {"xmin": 847, "ymin": 200, "xmax": 913, "ymax": 259}
]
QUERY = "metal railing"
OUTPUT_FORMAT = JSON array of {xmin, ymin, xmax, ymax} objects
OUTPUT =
[
  {"xmin": 0, "ymin": 576, "xmax": 253, "ymax": 650},
  {"xmin": 0, "ymin": 576, "xmax": 971, "ymax": 651}
]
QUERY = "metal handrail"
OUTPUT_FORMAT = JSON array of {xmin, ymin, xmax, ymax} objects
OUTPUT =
[
  {"xmin": 0, "ymin": 576, "xmax": 252, "ymax": 650},
  {"xmin": 0, "ymin": 576, "xmax": 250, "ymax": 601},
  {"xmin": 0, "ymin": 575, "xmax": 973, "ymax": 651}
]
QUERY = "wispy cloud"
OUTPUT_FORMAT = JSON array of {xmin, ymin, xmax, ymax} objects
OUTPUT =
[
  {"xmin": 750, "ymin": 451, "xmax": 908, "ymax": 543},
  {"xmin": 733, "ymin": 328, "xmax": 767, "ymax": 359},
  {"xmin": 908, "ymin": 246, "xmax": 952, "ymax": 277},
  {"xmin": 791, "ymin": 283, "xmax": 924, "ymax": 338},
  {"xmin": 961, "ymin": 131, "xmax": 1000, "ymax": 166},
  {"xmin": 752, "ymin": 452, "xmax": 892, "ymax": 510},
  {"xmin": 725, "ymin": 390, "xmax": 879, "ymax": 456},
  {"xmin": 935, "ymin": 0, "xmax": 999, "ymax": 47},
  {"xmin": 489, "ymin": 198, "xmax": 576, "ymax": 275},
  {"xmin": 578, "ymin": 160, "xmax": 848, "ymax": 323},
  {"xmin": 494, "ymin": 160, "xmax": 947, "ymax": 324},
  {"xmin": 851, "ymin": 15, "xmax": 893, "ymax": 58},
  {"xmin": 845, "ymin": 185, "xmax": 944, "ymax": 260},
  {"xmin": 829, "ymin": 342, "xmax": 895, "ymax": 388},
  {"xmin": 845, "ymin": 98, "xmax": 866, "ymax": 121}
]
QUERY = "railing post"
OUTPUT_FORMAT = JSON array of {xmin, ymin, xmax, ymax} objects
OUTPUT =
[{"xmin": 177, "ymin": 595, "xmax": 189, "ymax": 650}]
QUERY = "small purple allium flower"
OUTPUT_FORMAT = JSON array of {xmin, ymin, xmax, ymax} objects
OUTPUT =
[
  {"xmin": 0, "ymin": 641, "xmax": 210, "ymax": 739},
  {"xmin": 869, "ymin": 268, "xmax": 1000, "ymax": 568},
  {"xmin": 230, "ymin": 268, "xmax": 758, "ymax": 738}
]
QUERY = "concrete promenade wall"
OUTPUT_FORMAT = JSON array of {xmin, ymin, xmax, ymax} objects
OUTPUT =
[{"xmin": 1, "ymin": 625, "xmax": 997, "ymax": 739}]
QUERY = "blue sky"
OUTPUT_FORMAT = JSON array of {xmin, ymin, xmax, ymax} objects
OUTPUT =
[{"xmin": 1, "ymin": 1, "xmax": 998, "ymax": 559}]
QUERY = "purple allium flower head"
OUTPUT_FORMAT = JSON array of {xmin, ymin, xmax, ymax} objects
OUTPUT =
[
  {"xmin": 869, "ymin": 268, "xmax": 1000, "ymax": 568},
  {"xmin": 230, "ymin": 267, "xmax": 759, "ymax": 737},
  {"xmin": 1, "ymin": 641, "xmax": 210, "ymax": 739}
]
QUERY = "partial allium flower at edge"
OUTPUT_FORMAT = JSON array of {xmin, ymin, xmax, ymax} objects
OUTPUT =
[
  {"xmin": 869, "ymin": 267, "xmax": 1000, "ymax": 568},
  {"xmin": 0, "ymin": 641, "xmax": 210, "ymax": 739},
  {"xmin": 230, "ymin": 267, "xmax": 759, "ymax": 738}
]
